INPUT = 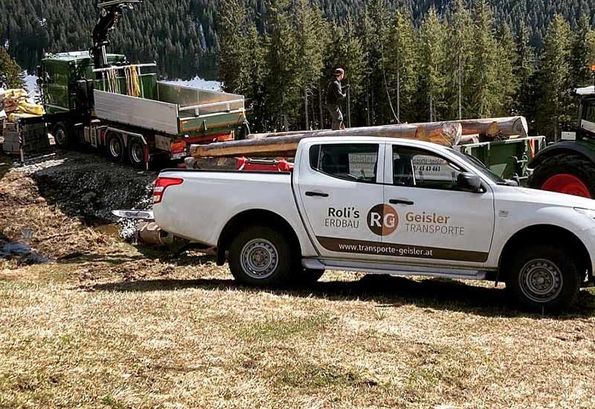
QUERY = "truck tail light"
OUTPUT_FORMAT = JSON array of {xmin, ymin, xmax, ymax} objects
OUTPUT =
[{"xmin": 153, "ymin": 177, "xmax": 183, "ymax": 204}]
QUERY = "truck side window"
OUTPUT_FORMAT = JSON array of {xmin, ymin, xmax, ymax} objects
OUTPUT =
[
  {"xmin": 392, "ymin": 146, "xmax": 465, "ymax": 190},
  {"xmin": 583, "ymin": 100, "xmax": 595, "ymax": 123},
  {"xmin": 310, "ymin": 144, "xmax": 379, "ymax": 183}
]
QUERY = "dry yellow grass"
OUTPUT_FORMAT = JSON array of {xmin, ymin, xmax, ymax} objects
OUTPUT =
[{"xmin": 2, "ymin": 157, "xmax": 595, "ymax": 408}]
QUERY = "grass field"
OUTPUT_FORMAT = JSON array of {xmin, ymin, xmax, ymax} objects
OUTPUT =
[{"xmin": 1, "ymin": 154, "xmax": 595, "ymax": 408}]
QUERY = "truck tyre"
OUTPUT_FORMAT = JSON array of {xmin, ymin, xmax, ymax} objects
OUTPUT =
[
  {"xmin": 529, "ymin": 153, "xmax": 595, "ymax": 198},
  {"xmin": 128, "ymin": 137, "xmax": 147, "ymax": 168},
  {"xmin": 106, "ymin": 132, "xmax": 125, "ymax": 162},
  {"xmin": 505, "ymin": 244, "xmax": 581, "ymax": 313},
  {"xmin": 53, "ymin": 123, "xmax": 70, "ymax": 147},
  {"xmin": 229, "ymin": 225, "xmax": 294, "ymax": 287}
]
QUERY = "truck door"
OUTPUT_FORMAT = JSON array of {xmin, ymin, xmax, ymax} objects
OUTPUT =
[
  {"xmin": 380, "ymin": 143, "xmax": 495, "ymax": 266},
  {"xmin": 294, "ymin": 142, "xmax": 386, "ymax": 260}
]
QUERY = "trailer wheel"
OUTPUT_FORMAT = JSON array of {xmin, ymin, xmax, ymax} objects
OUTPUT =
[
  {"xmin": 505, "ymin": 244, "xmax": 581, "ymax": 313},
  {"xmin": 529, "ymin": 153, "xmax": 595, "ymax": 198},
  {"xmin": 106, "ymin": 132, "xmax": 125, "ymax": 162},
  {"xmin": 229, "ymin": 225, "xmax": 294, "ymax": 287},
  {"xmin": 128, "ymin": 137, "xmax": 147, "ymax": 168},
  {"xmin": 53, "ymin": 123, "xmax": 70, "ymax": 147}
]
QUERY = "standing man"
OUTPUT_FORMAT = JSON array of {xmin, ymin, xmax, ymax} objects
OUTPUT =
[{"xmin": 326, "ymin": 68, "xmax": 348, "ymax": 130}]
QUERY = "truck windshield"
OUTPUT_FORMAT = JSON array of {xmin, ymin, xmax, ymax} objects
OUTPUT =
[{"xmin": 450, "ymin": 149, "xmax": 507, "ymax": 185}]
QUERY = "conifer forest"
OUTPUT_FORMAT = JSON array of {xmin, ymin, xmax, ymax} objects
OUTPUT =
[{"xmin": 2, "ymin": 0, "xmax": 595, "ymax": 136}]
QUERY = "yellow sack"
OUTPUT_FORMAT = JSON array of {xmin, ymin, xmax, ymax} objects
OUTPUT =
[
  {"xmin": 17, "ymin": 100, "xmax": 45, "ymax": 116},
  {"xmin": 4, "ymin": 89, "xmax": 28, "ymax": 99}
]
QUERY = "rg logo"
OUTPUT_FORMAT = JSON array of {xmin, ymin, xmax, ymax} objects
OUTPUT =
[{"xmin": 367, "ymin": 204, "xmax": 399, "ymax": 236}]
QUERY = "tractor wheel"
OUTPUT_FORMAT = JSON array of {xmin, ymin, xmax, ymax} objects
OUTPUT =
[{"xmin": 529, "ymin": 153, "xmax": 595, "ymax": 198}]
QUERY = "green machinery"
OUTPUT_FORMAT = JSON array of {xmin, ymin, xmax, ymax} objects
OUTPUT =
[
  {"xmin": 527, "ymin": 85, "xmax": 595, "ymax": 198},
  {"xmin": 37, "ymin": 1, "xmax": 247, "ymax": 169}
]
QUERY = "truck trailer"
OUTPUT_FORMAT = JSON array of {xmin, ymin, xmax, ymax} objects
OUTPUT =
[
  {"xmin": 39, "ymin": 51, "xmax": 246, "ymax": 168},
  {"xmin": 36, "ymin": 1, "xmax": 247, "ymax": 168}
]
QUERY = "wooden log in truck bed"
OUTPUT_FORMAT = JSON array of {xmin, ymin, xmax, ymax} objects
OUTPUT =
[{"xmin": 191, "ymin": 122, "xmax": 464, "ymax": 158}]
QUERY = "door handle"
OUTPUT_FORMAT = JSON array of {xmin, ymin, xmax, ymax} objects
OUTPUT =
[
  {"xmin": 305, "ymin": 191, "xmax": 329, "ymax": 198},
  {"xmin": 390, "ymin": 199, "xmax": 414, "ymax": 205}
]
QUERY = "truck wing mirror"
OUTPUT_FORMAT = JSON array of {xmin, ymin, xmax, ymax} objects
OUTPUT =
[{"xmin": 457, "ymin": 172, "xmax": 483, "ymax": 193}]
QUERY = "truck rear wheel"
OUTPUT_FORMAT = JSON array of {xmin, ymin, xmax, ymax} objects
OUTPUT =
[
  {"xmin": 128, "ymin": 137, "xmax": 147, "ymax": 168},
  {"xmin": 505, "ymin": 244, "xmax": 581, "ymax": 313},
  {"xmin": 229, "ymin": 225, "xmax": 294, "ymax": 287},
  {"xmin": 106, "ymin": 132, "xmax": 125, "ymax": 162},
  {"xmin": 529, "ymin": 153, "xmax": 595, "ymax": 198}
]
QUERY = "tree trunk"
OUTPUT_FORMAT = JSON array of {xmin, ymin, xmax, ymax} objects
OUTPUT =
[
  {"xmin": 318, "ymin": 80, "xmax": 324, "ymax": 129},
  {"xmin": 396, "ymin": 69, "xmax": 401, "ymax": 122},
  {"xmin": 304, "ymin": 87, "xmax": 309, "ymax": 130},
  {"xmin": 191, "ymin": 122, "xmax": 463, "ymax": 158}
]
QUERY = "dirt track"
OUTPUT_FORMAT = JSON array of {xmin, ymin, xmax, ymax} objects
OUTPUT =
[{"xmin": 2, "ymin": 149, "xmax": 595, "ymax": 408}]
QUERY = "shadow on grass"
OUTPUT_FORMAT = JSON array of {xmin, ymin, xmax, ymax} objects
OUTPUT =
[{"xmin": 87, "ymin": 273, "xmax": 595, "ymax": 319}]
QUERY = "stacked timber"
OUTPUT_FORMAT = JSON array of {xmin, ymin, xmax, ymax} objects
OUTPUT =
[
  {"xmin": 192, "ymin": 122, "xmax": 463, "ymax": 158},
  {"xmin": 190, "ymin": 116, "xmax": 528, "ymax": 159}
]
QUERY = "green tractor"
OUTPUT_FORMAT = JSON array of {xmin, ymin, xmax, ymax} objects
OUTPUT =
[{"xmin": 528, "ymin": 85, "xmax": 595, "ymax": 198}]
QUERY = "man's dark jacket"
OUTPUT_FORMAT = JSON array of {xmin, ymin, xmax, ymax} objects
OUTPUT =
[{"xmin": 326, "ymin": 79, "xmax": 346, "ymax": 105}]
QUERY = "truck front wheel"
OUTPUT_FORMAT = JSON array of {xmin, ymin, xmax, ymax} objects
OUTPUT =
[
  {"xmin": 53, "ymin": 123, "xmax": 70, "ymax": 147},
  {"xmin": 506, "ymin": 244, "xmax": 581, "ymax": 313},
  {"xmin": 229, "ymin": 225, "xmax": 294, "ymax": 287},
  {"xmin": 529, "ymin": 153, "xmax": 595, "ymax": 198}
]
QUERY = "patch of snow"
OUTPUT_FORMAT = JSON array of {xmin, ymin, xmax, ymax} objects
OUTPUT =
[
  {"xmin": 24, "ymin": 73, "xmax": 40, "ymax": 102},
  {"xmin": 163, "ymin": 77, "xmax": 221, "ymax": 92}
]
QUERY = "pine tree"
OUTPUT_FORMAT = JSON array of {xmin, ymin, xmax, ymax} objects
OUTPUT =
[
  {"xmin": 446, "ymin": 0, "xmax": 473, "ymax": 119},
  {"xmin": 217, "ymin": 0, "xmax": 248, "ymax": 94},
  {"xmin": 536, "ymin": 15, "xmax": 573, "ymax": 139},
  {"xmin": 419, "ymin": 7, "xmax": 447, "ymax": 122},
  {"xmin": 295, "ymin": 0, "xmax": 328, "ymax": 129},
  {"xmin": 0, "ymin": 46, "xmax": 23, "ymax": 89},
  {"xmin": 387, "ymin": 9, "xmax": 418, "ymax": 123},
  {"xmin": 468, "ymin": 0, "xmax": 500, "ymax": 118},
  {"xmin": 263, "ymin": 0, "xmax": 300, "ymax": 130},
  {"xmin": 242, "ymin": 26, "xmax": 268, "ymax": 132},
  {"xmin": 361, "ymin": 0, "xmax": 392, "ymax": 125},
  {"xmin": 495, "ymin": 23, "xmax": 518, "ymax": 115},
  {"xmin": 513, "ymin": 23, "xmax": 536, "ymax": 118},
  {"xmin": 570, "ymin": 16, "xmax": 593, "ymax": 89}
]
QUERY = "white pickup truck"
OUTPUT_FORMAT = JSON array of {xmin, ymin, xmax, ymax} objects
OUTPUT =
[{"xmin": 153, "ymin": 137, "xmax": 595, "ymax": 312}]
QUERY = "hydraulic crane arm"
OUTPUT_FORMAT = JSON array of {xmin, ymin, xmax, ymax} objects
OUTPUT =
[{"xmin": 92, "ymin": 0, "xmax": 142, "ymax": 69}]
